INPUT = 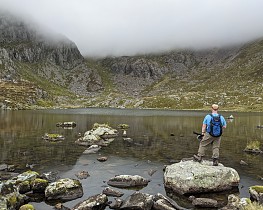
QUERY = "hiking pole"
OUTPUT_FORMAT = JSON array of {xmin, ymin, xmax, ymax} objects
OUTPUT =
[{"xmin": 193, "ymin": 131, "xmax": 204, "ymax": 141}]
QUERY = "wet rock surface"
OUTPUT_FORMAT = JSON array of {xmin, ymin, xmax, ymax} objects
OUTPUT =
[{"xmin": 164, "ymin": 160, "xmax": 240, "ymax": 195}]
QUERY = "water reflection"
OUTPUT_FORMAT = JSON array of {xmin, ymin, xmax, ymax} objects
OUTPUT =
[{"xmin": 0, "ymin": 109, "xmax": 263, "ymax": 208}]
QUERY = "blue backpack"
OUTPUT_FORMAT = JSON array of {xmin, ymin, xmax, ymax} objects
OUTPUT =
[{"xmin": 209, "ymin": 114, "xmax": 222, "ymax": 137}]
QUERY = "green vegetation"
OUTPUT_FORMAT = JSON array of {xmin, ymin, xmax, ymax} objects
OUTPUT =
[
  {"xmin": 250, "ymin": 185, "xmax": 263, "ymax": 193},
  {"xmin": 241, "ymin": 201, "xmax": 263, "ymax": 210},
  {"xmin": 245, "ymin": 141, "xmax": 261, "ymax": 150}
]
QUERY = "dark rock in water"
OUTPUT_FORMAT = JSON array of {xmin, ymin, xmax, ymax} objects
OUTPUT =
[
  {"xmin": 56, "ymin": 121, "xmax": 76, "ymax": 127},
  {"xmin": 107, "ymin": 175, "xmax": 150, "ymax": 188},
  {"xmin": 154, "ymin": 193, "xmax": 190, "ymax": 210},
  {"xmin": 42, "ymin": 133, "xmax": 65, "ymax": 142},
  {"xmin": 54, "ymin": 203, "xmax": 71, "ymax": 210},
  {"xmin": 72, "ymin": 193, "xmax": 108, "ymax": 210},
  {"xmin": 120, "ymin": 192, "xmax": 153, "ymax": 210},
  {"xmin": 97, "ymin": 156, "xmax": 108, "ymax": 162},
  {"xmin": 148, "ymin": 169, "xmax": 157, "ymax": 176},
  {"xmin": 109, "ymin": 198, "xmax": 123, "ymax": 209},
  {"xmin": 102, "ymin": 187, "xmax": 124, "ymax": 197},
  {"xmin": 40, "ymin": 171, "xmax": 60, "ymax": 182},
  {"xmin": 75, "ymin": 171, "xmax": 90, "ymax": 180},
  {"xmin": 192, "ymin": 197, "xmax": 218, "ymax": 208}
]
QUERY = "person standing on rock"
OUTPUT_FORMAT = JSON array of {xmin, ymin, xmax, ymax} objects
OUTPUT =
[{"xmin": 193, "ymin": 104, "xmax": 227, "ymax": 166}]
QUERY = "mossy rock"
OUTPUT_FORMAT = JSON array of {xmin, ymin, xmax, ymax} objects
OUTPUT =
[
  {"xmin": 19, "ymin": 204, "xmax": 35, "ymax": 210},
  {"xmin": 250, "ymin": 186, "xmax": 263, "ymax": 193},
  {"xmin": 117, "ymin": 124, "xmax": 130, "ymax": 130},
  {"xmin": 31, "ymin": 178, "xmax": 48, "ymax": 193}
]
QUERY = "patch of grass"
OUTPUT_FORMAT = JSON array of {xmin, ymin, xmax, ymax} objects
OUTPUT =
[
  {"xmin": 245, "ymin": 141, "xmax": 261, "ymax": 150},
  {"xmin": 241, "ymin": 201, "xmax": 263, "ymax": 210}
]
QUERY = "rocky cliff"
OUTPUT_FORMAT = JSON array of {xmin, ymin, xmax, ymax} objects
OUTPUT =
[{"xmin": 0, "ymin": 11, "xmax": 103, "ymax": 109}]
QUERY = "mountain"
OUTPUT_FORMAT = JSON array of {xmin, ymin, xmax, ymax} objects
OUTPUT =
[
  {"xmin": 1, "ymin": 11, "xmax": 263, "ymax": 111},
  {"xmin": 0, "ymin": 11, "xmax": 103, "ymax": 109}
]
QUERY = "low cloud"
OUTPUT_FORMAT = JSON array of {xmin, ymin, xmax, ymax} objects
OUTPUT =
[{"xmin": 1, "ymin": 0, "xmax": 263, "ymax": 57}]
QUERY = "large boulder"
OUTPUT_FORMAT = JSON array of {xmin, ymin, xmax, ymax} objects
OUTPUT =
[
  {"xmin": 45, "ymin": 178, "xmax": 83, "ymax": 201},
  {"xmin": 75, "ymin": 123, "xmax": 118, "ymax": 146},
  {"xmin": 164, "ymin": 160, "xmax": 240, "ymax": 195}
]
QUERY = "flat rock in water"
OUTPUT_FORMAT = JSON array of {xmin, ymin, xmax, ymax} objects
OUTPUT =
[
  {"xmin": 164, "ymin": 160, "xmax": 240, "ymax": 195},
  {"xmin": 107, "ymin": 175, "xmax": 150, "ymax": 188}
]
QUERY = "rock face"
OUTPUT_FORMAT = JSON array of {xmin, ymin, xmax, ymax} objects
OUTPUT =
[
  {"xmin": 164, "ymin": 160, "xmax": 240, "ymax": 195},
  {"xmin": 0, "ymin": 10, "xmax": 103, "ymax": 109}
]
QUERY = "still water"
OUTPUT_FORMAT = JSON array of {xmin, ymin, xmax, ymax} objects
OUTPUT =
[{"xmin": 0, "ymin": 108, "xmax": 263, "ymax": 209}]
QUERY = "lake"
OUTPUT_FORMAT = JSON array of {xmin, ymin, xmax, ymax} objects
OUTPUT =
[{"xmin": 0, "ymin": 108, "xmax": 263, "ymax": 209}]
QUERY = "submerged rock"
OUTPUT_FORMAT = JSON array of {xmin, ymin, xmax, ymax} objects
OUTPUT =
[
  {"xmin": 107, "ymin": 175, "xmax": 150, "ymax": 188},
  {"xmin": 164, "ymin": 160, "xmax": 240, "ymax": 195}
]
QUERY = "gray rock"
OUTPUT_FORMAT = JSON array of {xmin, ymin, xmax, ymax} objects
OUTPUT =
[
  {"xmin": 192, "ymin": 197, "xmax": 218, "ymax": 208},
  {"xmin": 107, "ymin": 175, "xmax": 149, "ymax": 188},
  {"xmin": 120, "ymin": 192, "xmax": 154, "ymax": 210},
  {"xmin": 45, "ymin": 178, "xmax": 83, "ymax": 201},
  {"xmin": 164, "ymin": 160, "xmax": 240, "ymax": 195},
  {"xmin": 72, "ymin": 193, "xmax": 108, "ymax": 210},
  {"xmin": 102, "ymin": 187, "xmax": 124, "ymax": 197}
]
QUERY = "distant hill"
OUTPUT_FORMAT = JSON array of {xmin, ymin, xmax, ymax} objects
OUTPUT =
[{"xmin": 0, "ymin": 11, "xmax": 262, "ymax": 111}]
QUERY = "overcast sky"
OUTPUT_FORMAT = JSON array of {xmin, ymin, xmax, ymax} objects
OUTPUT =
[{"xmin": 1, "ymin": 0, "xmax": 263, "ymax": 57}]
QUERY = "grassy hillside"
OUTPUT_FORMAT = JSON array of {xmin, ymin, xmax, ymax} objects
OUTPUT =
[{"xmin": 1, "ymin": 39, "xmax": 263, "ymax": 111}]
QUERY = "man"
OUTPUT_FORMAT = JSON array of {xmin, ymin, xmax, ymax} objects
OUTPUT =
[{"xmin": 193, "ymin": 104, "xmax": 227, "ymax": 166}]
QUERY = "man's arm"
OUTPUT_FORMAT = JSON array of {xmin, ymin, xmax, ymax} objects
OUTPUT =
[{"xmin": 202, "ymin": 124, "xmax": 206, "ymax": 134}]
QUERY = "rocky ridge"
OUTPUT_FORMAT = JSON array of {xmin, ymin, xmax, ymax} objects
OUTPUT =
[{"xmin": 1, "ymin": 11, "xmax": 263, "ymax": 111}]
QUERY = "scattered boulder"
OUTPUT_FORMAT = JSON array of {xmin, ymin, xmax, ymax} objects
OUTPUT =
[
  {"xmin": 54, "ymin": 203, "xmax": 71, "ymax": 210},
  {"xmin": 154, "ymin": 193, "xmax": 190, "ymax": 210},
  {"xmin": 56, "ymin": 121, "xmax": 76, "ymax": 128},
  {"xmin": 42, "ymin": 133, "xmax": 65, "ymax": 142},
  {"xmin": 102, "ymin": 187, "xmax": 124, "ymax": 197},
  {"xmin": 164, "ymin": 160, "xmax": 240, "ymax": 195},
  {"xmin": 109, "ymin": 198, "xmax": 123, "ymax": 209},
  {"xmin": 19, "ymin": 204, "xmax": 35, "ymax": 210},
  {"xmin": 72, "ymin": 193, "xmax": 108, "ymax": 210},
  {"xmin": 75, "ymin": 123, "xmax": 118, "ymax": 146},
  {"xmin": 40, "ymin": 171, "xmax": 60, "ymax": 182},
  {"xmin": 107, "ymin": 175, "xmax": 150, "ymax": 188},
  {"xmin": 83, "ymin": 145, "xmax": 102, "ymax": 154},
  {"xmin": 45, "ymin": 178, "xmax": 83, "ymax": 201},
  {"xmin": 75, "ymin": 171, "xmax": 90, "ymax": 180},
  {"xmin": 249, "ymin": 185, "xmax": 263, "ymax": 204},
  {"xmin": 31, "ymin": 178, "xmax": 48, "ymax": 193},
  {"xmin": 97, "ymin": 156, "xmax": 108, "ymax": 162},
  {"xmin": 191, "ymin": 197, "xmax": 218, "ymax": 208},
  {"xmin": 120, "ymin": 192, "xmax": 154, "ymax": 210},
  {"xmin": 220, "ymin": 194, "xmax": 241, "ymax": 210}
]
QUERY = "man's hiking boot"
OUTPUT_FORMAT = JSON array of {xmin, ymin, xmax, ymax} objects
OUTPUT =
[
  {"xmin": 213, "ymin": 158, "xmax": 219, "ymax": 166},
  {"xmin": 193, "ymin": 154, "xmax": 202, "ymax": 163}
]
